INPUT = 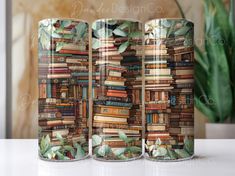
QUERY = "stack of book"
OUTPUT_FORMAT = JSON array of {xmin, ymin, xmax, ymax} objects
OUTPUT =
[
  {"xmin": 38, "ymin": 20, "xmax": 89, "ymax": 146},
  {"xmin": 143, "ymin": 35, "xmax": 174, "ymax": 146},
  {"xmin": 167, "ymin": 36, "xmax": 194, "ymax": 148},
  {"xmin": 92, "ymin": 34, "xmax": 142, "ymax": 154}
]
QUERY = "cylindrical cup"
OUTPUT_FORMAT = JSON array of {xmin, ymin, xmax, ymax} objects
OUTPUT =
[
  {"xmin": 91, "ymin": 19, "xmax": 143, "ymax": 161},
  {"xmin": 38, "ymin": 19, "xmax": 89, "ymax": 161},
  {"xmin": 144, "ymin": 19, "xmax": 194, "ymax": 161}
]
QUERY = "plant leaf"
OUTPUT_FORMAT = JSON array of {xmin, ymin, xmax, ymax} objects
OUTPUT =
[
  {"xmin": 64, "ymin": 145, "xmax": 75, "ymax": 157},
  {"xmin": 74, "ymin": 143, "xmax": 85, "ymax": 159},
  {"xmin": 184, "ymin": 138, "xmax": 194, "ymax": 155},
  {"xmin": 167, "ymin": 148, "xmax": 177, "ymax": 160},
  {"xmin": 152, "ymin": 147, "xmax": 167, "ymax": 157},
  {"xmin": 113, "ymin": 28, "xmax": 127, "ymax": 37},
  {"xmin": 174, "ymin": 26, "xmax": 191, "ymax": 36},
  {"xmin": 92, "ymin": 135, "xmax": 102, "ymax": 147},
  {"xmin": 55, "ymin": 133, "xmax": 65, "ymax": 145},
  {"xmin": 155, "ymin": 138, "xmax": 162, "ymax": 146},
  {"xmin": 118, "ymin": 131, "xmax": 128, "ymax": 142},
  {"xmin": 56, "ymin": 151, "xmax": 70, "ymax": 160},
  {"xmin": 127, "ymin": 146, "xmax": 141, "ymax": 153},
  {"xmin": 40, "ymin": 135, "xmax": 51, "ymax": 155},
  {"xmin": 97, "ymin": 145, "xmax": 111, "ymax": 157},
  {"xmin": 56, "ymin": 42, "xmax": 65, "ymax": 51},
  {"xmin": 129, "ymin": 31, "xmax": 142, "ymax": 38},
  {"xmin": 61, "ymin": 20, "xmax": 72, "ymax": 28},
  {"xmin": 92, "ymin": 38, "xmax": 101, "ymax": 50},
  {"xmin": 118, "ymin": 21, "xmax": 131, "ymax": 30},
  {"xmin": 75, "ymin": 22, "xmax": 87, "ymax": 39},
  {"xmin": 174, "ymin": 149, "xmax": 191, "ymax": 158},
  {"xmin": 95, "ymin": 27, "xmax": 113, "ymax": 39},
  {"xmin": 118, "ymin": 41, "xmax": 129, "ymax": 53},
  {"xmin": 113, "ymin": 148, "xmax": 126, "ymax": 156}
]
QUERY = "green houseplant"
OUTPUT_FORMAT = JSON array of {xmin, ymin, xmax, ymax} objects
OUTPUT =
[{"xmin": 176, "ymin": 0, "xmax": 235, "ymax": 138}]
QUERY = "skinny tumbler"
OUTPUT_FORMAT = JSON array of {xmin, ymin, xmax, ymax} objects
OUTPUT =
[
  {"xmin": 144, "ymin": 19, "xmax": 194, "ymax": 161},
  {"xmin": 38, "ymin": 19, "xmax": 89, "ymax": 161}
]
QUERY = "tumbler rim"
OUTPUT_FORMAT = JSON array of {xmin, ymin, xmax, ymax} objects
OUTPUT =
[
  {"xmin": 92, "ymin": 18, "xmax": 142, "ymax": 24},
  {"xmin": 145, "ymin": 18, "xmax": 193, "ymax": 25},
  {"xmin": 38, "ymin": 18, "xmax": 89, "ymax": 25}
]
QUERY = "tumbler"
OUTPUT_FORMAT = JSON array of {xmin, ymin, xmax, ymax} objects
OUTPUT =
[
  {"xmin": 91, "ymin": 19, "xmax": 143, "ymax": 161},
  {"xmin": 144, "ymin": 19, "xmax": 194, "ymax": 161},
  {"xmin": 38, "ymin": 19, "xmax": 89, "ymax": 161}
]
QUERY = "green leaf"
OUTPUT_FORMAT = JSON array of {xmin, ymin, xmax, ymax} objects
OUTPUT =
[
  {"xmin": 56, "ymin": 133, "xmax": 65, "ymax": 145},
  {"xmin": 97, "ymin": 145, "xmax": 111, "ymax": 157},
  {"xmin": 61, "ymin": 20, "xmax": 72, "ymax": 28},
  {"xmin": 56, "ymin": 151, "xmax": 70, "ymax": 160},
  {"xmin": 166, "ymin": 21, "xmax": 176, "ymax": 38},
  {"xmin": 95, "ymin": 27, "xmax": 113, "ymax": 39},
  {"xmin": 92, "ymin": 135, "xmax": 102, "ymax": 147},
  {"xmin": 74, "ymin": 143, "xmax": 85, "ymax": 159},
  {"xmin": 92, "ymin": 38, "xmax": 101, "ymax": 50},
  {"xmin": 167, "ymin": 148, "xmax": 177, "ymax": 160},
  {"xmin": 174, "ymin": 149, "xmax": 191, "ymax": 158},
  {"xmin": 129, "ymin": 31, "xmax": 142, "ymax": 38},
  {"xmin": 113, "ymin": 28, "xmax": 127, "ymax": 37},
  {"xmin": 118, "ymin": 21, "xmax": 131, "ymax": 30},
  {"xmin": 174, "ymin": 26, "xmax": 191, "ymax": 36},
  {"xmin": 126, "ymin": 146, "xmax": 141, "ymax": 153},
  {"xmin": 43, "ymin": 146, "xmax": 61, "ymax": 159},
  {"xmin": 75, "ymin": 22, "xmax": 87, "ymax": 39},
  {"xmin": 229, "ymin": 0, "xmax": 235, "ymax": 28},
  {"xmin": 113, "ymin": 148, "xmax": 126, "ymax": 156},
  {"xmin": 118, "ymin": 131, "xmax": 128, "ymax": 141},
  {"xmin": 117, "ymin": 154, "xmax": 129, "ymax": 160},
  {"xmin": 118, "ymin": 41, "xmax": 129, "ymax": 53},
  {"xmin": 56, "ymin": 42, "xmax": 65, "ymax": 51},
  {"xmin": 161, "ymin": 19, "xmax": 172, "ymax": 28},
  {"xmin": 64, "ymin": 145, "xmax": 75, "ymax": 157},
  {"xmin": 40, "ymin": 135, "xmax": 51, "ymax": 155},
  {"xmin": 184, "ymin": 138, "xmax": 194, "ymax": 155},
  {"xmin": 155, "ymin": 138, "xmax": 162, "ymax": 146},
  {"xmin": 39, "ymin": 29, "xmax": 51, "ymax": 50},
  {"xmin": 152, "ymin": 147, "xmax": 167, "ymax": 157}
]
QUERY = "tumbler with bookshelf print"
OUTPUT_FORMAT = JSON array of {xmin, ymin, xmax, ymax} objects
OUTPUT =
[
  {"xmin": 91, "ymin": 19, "xmax": 143, "ymax": 161},
  {"xmin": 144, "ymin": 19, "xmax": 194, "ymax": 161},
  {"xmin": 38, "ymin": 19, "xmax": 89, "ymax": 161}
]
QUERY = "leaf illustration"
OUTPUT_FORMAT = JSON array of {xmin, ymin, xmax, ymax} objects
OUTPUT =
[
  {"xmin": 118, "ymin": 41, "xmax": 129, "ymax": 53},
  {"xmin": 92, "ymin": 135, "xmax": 102, "ymax": 147},
  {"xmin": 113, "ymin": 28, "xmax": 127, "ymax": 37}
]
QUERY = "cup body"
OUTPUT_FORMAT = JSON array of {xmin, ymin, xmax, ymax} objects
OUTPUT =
[
  {"xmin": 144, "ymin": 19, "xmax": 194, "ymax": 161},
  {"xmin": 38, "ymin": 19, "xmax": 89, "ymax": 161},
  {"xmin": 91, "ymin": 19, "xmax": 143, "ymax": 161}
]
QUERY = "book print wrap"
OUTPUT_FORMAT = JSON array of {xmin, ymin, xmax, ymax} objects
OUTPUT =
[
  {"xmin": 38, "ymin": 19, "xmax": 89, "ymax": 161},
  {"xmin": 92, "ymin": 19, "xmax": 143, "ymax": 161},
  {"xmin": 144, "ymin": 19, "xmax": 194, "ymax": 161}
]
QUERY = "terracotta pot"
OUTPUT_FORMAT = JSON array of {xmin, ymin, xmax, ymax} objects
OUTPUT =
[{"xmin": 205, "ymin": 123, "xmax": 235, "ymax": 139}]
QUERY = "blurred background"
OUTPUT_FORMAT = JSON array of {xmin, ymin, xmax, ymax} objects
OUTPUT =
[{"xmin": 0, "ymin": 0, "xmax": 234, "ymax": 139}]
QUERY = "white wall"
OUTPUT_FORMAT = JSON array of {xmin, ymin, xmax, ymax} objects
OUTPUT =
[{"xmin": 0, "ymin": 0, "xmax": 6, "ymax": 139}]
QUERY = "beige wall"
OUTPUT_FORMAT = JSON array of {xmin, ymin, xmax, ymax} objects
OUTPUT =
[{"xmin": 12, "ymin": 0, "xmax": 207, "ymax": 138}]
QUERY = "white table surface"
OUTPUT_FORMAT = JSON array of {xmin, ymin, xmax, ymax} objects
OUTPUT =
[{"xmin": 0, "ymin": 139, "xmax": 234, "ymax": 176}]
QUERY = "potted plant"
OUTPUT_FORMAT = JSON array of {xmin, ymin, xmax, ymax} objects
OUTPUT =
[{"xmin": 176, "ymin": 0, "xmax": 235, "ymax": 138}]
